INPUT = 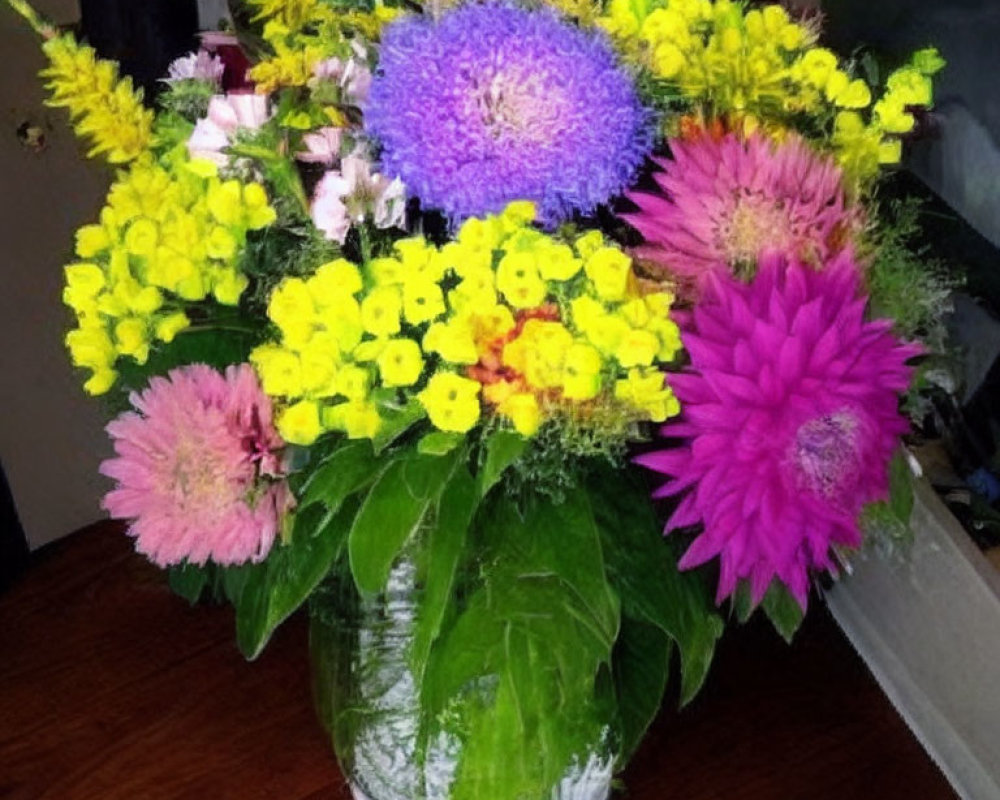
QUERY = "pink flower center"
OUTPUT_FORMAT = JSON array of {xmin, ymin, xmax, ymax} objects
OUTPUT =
[
  {"xmin": 790, "ymin": 410, "xmax": 861, "ymax": 501},
  {"xmin": 474, "ymin": 71, "xmax": 563, "ymax": 145},
  {"xmin": 717, "ymin": 194, "xmax": 795, "ymax": 274}
]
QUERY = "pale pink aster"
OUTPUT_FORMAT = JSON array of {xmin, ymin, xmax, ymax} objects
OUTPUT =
[
  {"xmin": 297, "ymin": 127, "xmax": 343, "ymax": 165},
  {"xmin": 635, "ymin": 253, "xmax": 921, "ymax": 609},
  {"xmin": 100, "ymin": 364, "xmax": 293, "ymax": 568},
  {"xmin": 188, "ymin": 93, "xmax": 270, "ymax": 167},
  {"xmin": 310, "ymin": 151, "xmax": 407, "ymax": 242},
  {"xmin": 164, "ymin": 49, "xmax": 225, "ymax": 84},
  {"xmin": 624, "ymin": 131, "xmax": 855, "ymax": 296},
  {"xmin": 313, "ymin": 42, "xmax": 372, "ymax": 105}
]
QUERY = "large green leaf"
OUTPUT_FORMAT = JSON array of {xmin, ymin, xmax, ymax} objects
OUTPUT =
[
  {"xmin": 299, "ymin": 439, "xmax": 390, "ymax": 512},
  {"xmin": 234, "ymin": 500, "xmax": 357, "ymax": 659},
  {"xmin": 482, "ymin": 491, "xmax": 620, "ymax": 648},
  {"xmin": 587, "ymin": 467, "xmax": 723, "ymax": 706},
  {"xmin": 410, "ymin": 465, "xmax": 479, "ymax": 687},
  {"xmin": 422, "ymin": 493, "xmax": 620, "ymax": 800},
  {"xmin": 477, "ymin": 429, "xmax": 527, "ymax": 498},
  {"xmin": 167, "ymin": 561, "xmax": 213, "ymax": 604},
  {"xmin": 612, "ymin": 617, "xmax": 673, "ymax": 761},
  {"xmin": 761, "ymin": 581, "xmax": 805, "ymax": 644},
  {"xmin": 348, "ymin": 447, "xmax": 464, "ymax": 594}
]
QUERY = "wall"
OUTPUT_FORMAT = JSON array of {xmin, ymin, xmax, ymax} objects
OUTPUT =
[{"xmin": 0, "ymin": 0, "xmax": 112, "ymax": 548}]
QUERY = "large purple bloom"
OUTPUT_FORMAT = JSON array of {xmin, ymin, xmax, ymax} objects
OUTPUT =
[
  {"xmin": 635, "ymin": 253, "xmax": 921, "ymax": 609},
  {"xmin": 364, "ymin": 3, "xmax": 652, "ymax": 224}
]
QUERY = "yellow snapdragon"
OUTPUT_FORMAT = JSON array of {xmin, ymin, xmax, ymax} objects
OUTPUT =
[
  {"xmin": 39, "ymin": 33, "xmax": 152, "ymax": 163},
  {"xmin": 62, "ymin": 157, "xmax": 275, "ymax": 394}
]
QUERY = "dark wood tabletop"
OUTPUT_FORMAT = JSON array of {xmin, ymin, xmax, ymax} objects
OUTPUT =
[{"xmin": 0, "ymin": 523, "xmax": 957, "ymax": 800}]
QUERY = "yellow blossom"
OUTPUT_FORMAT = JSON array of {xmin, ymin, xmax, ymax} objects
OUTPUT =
[
  {"xmin": 561, "ymin": 343, "xmax": 604, "ymax": 400},
  {"xmin": 418, "ymin": 372, "xmax": 481, "ymax": 433},
  {"xmin": 361, "ymin": 286, "xmax": 403, "ymax": 337},
  {"xmin": 251, "ymin": 345, "xmax": 304, "ymax": 397},
  {"xmin": 615, "ymin": 327, "xmax": 660, "ymax": 368},
  {"xmin": 278, "ymin": 399, "xmax": 323, "ymax": 445},
  {"xmin": 154, "ymin": 311, "xmax": 189, "ymax": 343},
  {"xmin": 585, "ymin": 247, "xmax": 632, "ymax": 302},
  {"xmin": 376, "ymin": 338, "xmax": 425, "ymax": 387},
  {"xmin": 615, "ymin": 368, "xmax": 680, "ymax": 422},
  {"xmin": 335, "ymin": 364, "xmax": 370, "ymax": 401},
  {"xmin": 40, "ymin": 34, "xmax": 153, "ymax": 164},
  {"xmin": 536, "ymin": 243, "xmax": 583, "ymax": 282},
  {"xmin": 498, "ymin": 392, "xmax": 541, "ymax": 437},
  {"xmin": 403, "ymin": 277, "xmax": 446, "ymax": 325},
  {"xmin": 423, "ymin": 318, "xmax": 478, "ymax": 365},
  {"xmin": 323, "ymin": 400, "xmax": 382, "ymax": 439},
  {"xmin": 496, "ymin": 252, "xmax": 547, "ymax": 309},
  {"xmin": 311, "ymin": 258, "xmax": 364, "ymax": 301}
]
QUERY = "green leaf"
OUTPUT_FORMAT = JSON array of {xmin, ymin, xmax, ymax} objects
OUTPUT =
[
  {"xmin": 299, "ymin": 439, "xmax": 389, "ymax": 511},
  {"xmin": 761, "ymin": 581, "xmax": 805, "ymax": 644},
  {"xmin": 888, "ymin": 449, "xmax": 915, "ymax": 527},
  {"xmin": 370, "ymin": 392, "xmax": 426, "ymax": 454},
  {"xmin": 613, "ymin": 617, "xmax": 673, "ymax": 762},
  {"xmin": 234, "ymin": 500, "xmax": 356, "ymax": 659},
  {"xmin": 417, "ymin": 431, "xmax": 464, "ymax": 456},
  {"xmin": 478, "ymin": 429, "xmax": 527, "ymax": 497},
  {"xmin": 410, "ymin": 466, "xmax": 479, "ymax": 687},
  {"xmin": 483, "ymin": 492, "xmax": 621, "ymax": 649},
  {"xmin": 730, "ymin": 581, "xmax": 755, "ymax": 624},
  {"xmin": 587, "ymin": 466, "xmax": 723, "ymax": 706},
  {"xmin": 422, "ymin": 492, "xmax": 620, "ymax": 800},
  {"xmin": 348, "ymin": 447, "xmax": 463, "ymax": 594},
  {"xmin": 167, "ymin": 562, "xmax": 212, "ymax": 604}
]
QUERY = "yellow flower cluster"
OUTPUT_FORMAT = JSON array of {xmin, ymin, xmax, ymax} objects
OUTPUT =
[
  {"xmin": 598, "ymin": 0, "xmax": 943, "ymax": 187},
  {"xmin": 247, "ymin": 0, "xmax": 401, "ymax": 93},
  {"xmin": 39, "ymin": 33, "xmax": 153, "ymax": 164},
  {"xmin": 63, "ymin": 157, "xmax": 276, "ymax": 395},
  {"xmin": 832, "ymin": 48, "xmax": 945, "ymax": 187},
  {"xmin": 252, "ymin": 202, "xmax": 682, "ymax": 446},
  {"xmin": 600, "ymin": 0, "xmax": 830, "ymax": 116}
]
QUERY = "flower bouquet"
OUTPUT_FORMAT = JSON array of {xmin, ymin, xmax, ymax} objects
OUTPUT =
[{"xmin": 7, "ymin": 0, "xmax": 950, "ymax": 796}]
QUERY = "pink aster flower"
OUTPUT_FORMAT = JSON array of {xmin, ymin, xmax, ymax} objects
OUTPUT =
[
  {"xmin": 188, "ymin": 93, "xmax": 270, "ymax": 167},
  {"xmin": 310, "ymin": 150, "xmax": 406, "ymax": 243},
  {"xmin": 164, "ymin": 49, "xmax": 225, "ymax": 84},
  {"xmin": 100, "ymin": 364, "xmax": 293, "ymax": 568},
  {"xmin": 635, "ymin": 253, "xmax": 921, "ymax": 609},
  {"xmin": 297, "ymin": 127, "xmax": 343, "ymax": 165},
  {"xmin": 624, "ymin": 131, "xmax": 855, "ymax": 296}
]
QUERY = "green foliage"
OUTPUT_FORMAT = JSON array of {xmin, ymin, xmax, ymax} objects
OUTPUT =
[
  {"xmin": 231, "ymin": 499, "xmax": 357, "ymax": 659},
  {"xmin": 860, "ymin": 448, "xmax": 917, "ymax": 560},
  {"xmin": 867, "ymin": 197, "xmax": 958, "ymax": 353},
  {"xmin": 106, "ymin": 320, "xmax": 263, "ymax": 415},
  {"xmin": 760, "ymin": 582, "xmax": 805, "ymax": 644},
  {"xmin": 423, "ymin": 491, "xmax": 619, "ymax": 800},
  {"xmin": 167, "ymin": 561, "xmax": 214, "ymax": 604},
  {"xmin": 586, "ymin": 466, "xmax": 723, "ymax": 706},
  {"xmin": 158, "ymin": 81, "xmax": 215, "ymax": 123},
  {"xmin": 477, "ymin": 428, "xmax": 528, "ymax": 498},
  {"xmin": 612, "ymin": 617, "xmax": 673, "ymax": 760},
  {"xmin": 409, "ymin": 465, "xmax": 478, "ymax": 687},
  {"xmin": 348, "ymin": 447, "xmax": 465, "ymax": 593}
]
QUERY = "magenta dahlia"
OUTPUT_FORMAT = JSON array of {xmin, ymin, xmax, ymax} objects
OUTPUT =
[
  {"xmin": 100, "ymin": 364, "xmax": 292, "ymax": 568},
  {"xmin": 635, "ymin": 253, "xmax": 920, "ymax": 608},
  {"xmin": 624, "ymin": 131, "xmax": 855, "ymax": 295}
]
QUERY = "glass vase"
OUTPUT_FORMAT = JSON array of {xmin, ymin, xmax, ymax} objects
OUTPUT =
[{"xmin": 309, "ymin": 548, "xmax": 616, "ymax": 800}]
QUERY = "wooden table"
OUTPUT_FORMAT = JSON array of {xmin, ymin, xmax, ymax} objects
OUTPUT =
[{"xmin": 0, "ymin": 523, "xmax": 957, "ymax": 800}]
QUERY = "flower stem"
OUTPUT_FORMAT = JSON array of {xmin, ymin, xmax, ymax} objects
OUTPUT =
[{"xmin": 5, "ymin": 0, "xmax": 57, "ymax": 39}]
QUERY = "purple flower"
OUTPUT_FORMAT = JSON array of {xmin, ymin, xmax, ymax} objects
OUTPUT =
[
  {"xmin": 635, "ymin": 253, "xmax": 921, "ymax": 609},
  {"xmin": 164, "ymin": 49, "xmax": 225, "ymax": 84},
  {"xmin": 364, "ymin": 3, "xmax": 652, "ymax": 224}
]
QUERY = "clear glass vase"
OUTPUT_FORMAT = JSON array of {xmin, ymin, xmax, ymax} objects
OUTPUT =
[{"xmin": 309, "ymin": 551, "xmax": 616, "ymax": 800}]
